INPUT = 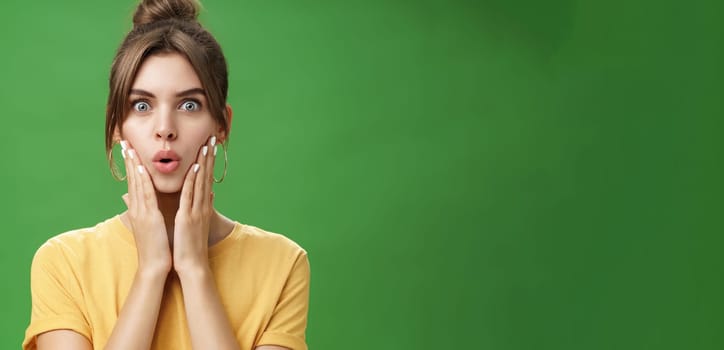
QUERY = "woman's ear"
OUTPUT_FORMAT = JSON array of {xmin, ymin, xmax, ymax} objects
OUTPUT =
[{"xmin": 219, "ymin": 104, "xmax": 233, "ymax": 142}]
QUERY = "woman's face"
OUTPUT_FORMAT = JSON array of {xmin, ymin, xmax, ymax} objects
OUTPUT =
[{"xmin": 120, "ymin": 52, "xmax": 219, "ymax": 193}]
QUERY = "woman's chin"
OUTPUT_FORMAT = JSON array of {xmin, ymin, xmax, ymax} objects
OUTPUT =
[{"xmin": 151, "ymin": 179, "xmax": 184, "ymax": 194}]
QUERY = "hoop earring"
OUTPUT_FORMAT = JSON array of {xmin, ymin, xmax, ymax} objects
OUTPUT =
[
  {"xmin": 108, "ymin": 142, "xmax": 127, "ymax": 181},
  {"xmin": 214, "ymin": 142, "xmax": 228, "ymax": 183}
]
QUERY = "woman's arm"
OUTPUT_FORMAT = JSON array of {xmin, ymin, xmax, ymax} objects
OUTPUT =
[
  {"xmin": 177, "ymin": 266, "xmax": 241, "ymax": 350},
  {"xmin": 176, "ymin": 270, "xmax": 294, "ymax": 350},
  {"xmin": 174, "ymin": 140, "xmax": 307, "ymax": 350},
  {"xmin": 38, "ymin": 146, "xmax": 171, "ymax": 350},
  {"xmin": 102, "ymin": 146, "xmax": 172, "ymax": 349},
  {"xmin": 37, "ymin": 147, "xmax": 171, "ymax": 349},
  {"xmin": 37, "ymin": 330, "xmax": 92, "ymax": 350},
  {"xmin": 34, "ymin": 268, "xmax": 168, "ymax": 350},
  {"xmin": 173, "ymin": 139, "xmax": 240, "ymax": 350},
  {"xmin": 103, "ymin": 267, "xmax": 168, "ymax": 349},
  {"xmin": 37, "ymin": 282, "xmax": 289, "ymax": 350}
]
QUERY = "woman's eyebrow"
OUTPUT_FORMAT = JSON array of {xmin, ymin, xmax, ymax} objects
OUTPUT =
[
  {"xmin": 176, "ymin": 88, "xmax": 206, "ymax": 97},
  {"xmin": 128, "ymin": 88, "xmax": 206, "ymax": 98},
  {"xmin": 129, "ymin": 88, "xmax": 154, "ymax": 97}
]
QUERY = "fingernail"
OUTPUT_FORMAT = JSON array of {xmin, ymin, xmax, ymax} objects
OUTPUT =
[
  {"xmin": 120, "ymin": 140, "xmax": 128, "ymax": 150},
  {"xmin": 210, "ymin": 136, "xmax": 216, "ymax": 146},
  {"xmin": 193, "ymin": 163, "xmax": 200, "ymax": 173},
  {"xmin": 128, "ymin": 149, "xmax": 135, "ymax": 159},
  {"xmin": 213, "ymin": 145, "xmax": 218, "ymax": 157},
  {"xmin": 121, "ymin": 149, "xmax": 127, "ymax": 159},
  {"xmin": 202, "ymin": 146, "xmax": 208, "ymax": 156},
  {"xmin": 137, "ymin": 165, "xmax": 144, "ymax": 174}
]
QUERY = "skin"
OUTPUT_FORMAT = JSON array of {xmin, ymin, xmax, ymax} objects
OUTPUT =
[{"xmin": 36, "ymin": 53, "xmax": 289, "ymax": 350}]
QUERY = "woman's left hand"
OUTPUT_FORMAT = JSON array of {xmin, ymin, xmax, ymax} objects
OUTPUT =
[{"xmin": 173, "ymin": 136, "xmax": 217, "ymax": 275}]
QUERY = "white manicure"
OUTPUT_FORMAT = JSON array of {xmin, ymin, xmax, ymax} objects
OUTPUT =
[
  {"xmin": 210, "ymin": 136, "xmax": 216, "ymax": 146},
  {"xmin": 213, "ymin": 145, "xmax": 218, "ymax": 156},
  {"xmin": 120, "ymin": 140, "xmax": 128, "ymax": 150},
  {"xmin": 121, "ymin": 149, "xmax": 127, "ymax": 159},
  {"xmin": 193, "ymin": 163, "xmax": 200, "ymax": 173},
  {"xmin": 137, "ymin": 165, "xmax": 144, "ymax": 174},
  {"xmin": 128, "ymin": 149, "xmax": 135, "ymax": 159},
  {"xmin": 202, "ymin": 146, "xmax": 208, "ymax": 156}
]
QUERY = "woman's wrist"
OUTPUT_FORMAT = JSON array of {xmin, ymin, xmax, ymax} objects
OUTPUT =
[
  {"xmin": 175, "ymin": 262, "xmax": 212, "ymax": 284},
  {"xmin": 137, "ymin": 260, "xmax": 172, "ymax": 280}
]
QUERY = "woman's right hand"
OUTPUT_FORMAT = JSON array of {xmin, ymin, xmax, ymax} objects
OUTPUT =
[{"xmin": 120, "ymin": 140, "xmax": 172, "ymax": 275}]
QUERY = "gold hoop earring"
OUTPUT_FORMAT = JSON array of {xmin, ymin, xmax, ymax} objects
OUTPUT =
[
  {"xmin": 214, "ymin": 141, "xmax": 228, "ymax": 183},
  {"xmin": 108, "ymin": 142, "xmax": 127, "ymax": 181}
]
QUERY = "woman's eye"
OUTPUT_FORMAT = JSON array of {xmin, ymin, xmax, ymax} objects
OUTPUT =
[
  {"xmin": 133, "ymin": 101, "xmax": 150, "ymax": 112},
  {"xmin": 180, "ymin": 100, "xmax": 201, "ymax": 112}
]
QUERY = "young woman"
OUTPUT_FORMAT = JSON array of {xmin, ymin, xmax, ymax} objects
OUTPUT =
[{"xmin": 22, "ymin": 0, "xmax": 310, "ymax": 349}]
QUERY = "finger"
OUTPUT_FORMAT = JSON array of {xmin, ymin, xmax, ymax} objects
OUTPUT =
[
  {"xmin": 205, "ymin": 141, "xmax": 217, "ymax": 212},
  {"xmin": 179, "ymin": 162, "xmax": 199, "ymax": 214},
  {"xmin": 207, "ymin": 137, "xmax": 217, "ymax": 187},
  {"xmin": 134, "ymin": 155, "xmax": 158, "ymax": 210},
  {"xmin": 127, "ymin": 147, "xmax": 143, "ymax": 212},
  {"xmin": 201, "ymin": 138, "xmax": 216, "ymax": 206},
  {"xmin": 120, "ymin": 141, "xmax": 138, "ymax": 211},
  {"xmin": 192, "ymin": 141, "xmax": 210, "ymax": 210},
  {"xmin": 197, "ymin": 136, "xmax": 217, "ymax": 209}
]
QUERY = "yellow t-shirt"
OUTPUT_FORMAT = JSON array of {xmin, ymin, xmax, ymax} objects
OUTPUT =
[{"xmin": 23, "ymin": 215, "xmax": 310, "ymax": 350}]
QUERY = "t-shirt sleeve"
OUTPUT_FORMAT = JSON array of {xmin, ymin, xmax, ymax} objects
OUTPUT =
[
  {"xmin": 257, "ymin": 251, "xmax": 311, "ymax": 350},
  {"xmin": 23, "ymin": 241, "xmax": 91, "ymax": 350}
]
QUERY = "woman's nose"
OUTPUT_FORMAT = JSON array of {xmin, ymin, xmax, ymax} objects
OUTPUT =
[
  {"xmin": 156, "ymin": 128, "xmax": 176, "ymax": 140},
  {"xmin": 155, "ymin": 111, "xmax": 177, "ymax": 140}
]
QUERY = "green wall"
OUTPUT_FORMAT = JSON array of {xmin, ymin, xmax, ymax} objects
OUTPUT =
[{"xmin": 1, "ymin": 0, "xmax": 721, "ymax": 349}]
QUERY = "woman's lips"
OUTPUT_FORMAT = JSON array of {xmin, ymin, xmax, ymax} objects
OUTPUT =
[
  {"xmin": 152, "ymin": 150, "xmax": 181, "ymax": 173},
  {"xmin": 153, "ymin": 160, "xmax": 180, "ymax": 173}
]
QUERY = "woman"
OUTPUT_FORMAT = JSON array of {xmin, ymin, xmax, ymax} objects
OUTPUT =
[{"xmin": 22, "ymin": 0, "xmax": 310, "ymax": 349}]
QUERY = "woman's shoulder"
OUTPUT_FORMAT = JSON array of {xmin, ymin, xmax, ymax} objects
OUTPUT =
[
  {"xmin": 33, "ymin": 216, "xmax": 128, "ymax": 263},
  {"xmin": 222, "ymin": 221, "xmax": 308, "ymax": 259}
]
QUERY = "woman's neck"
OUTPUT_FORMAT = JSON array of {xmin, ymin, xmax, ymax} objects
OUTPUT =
[
  {"xmin": 119, "ymin": 191, "xmax": 235, "ymax": 248},
  {"xmin": 155, "ymin": 191, "xmax": 235, "ymax": 247},
  {"xmin": 156, "ymin": 191, "xmax": 182, "ymax": 237}
]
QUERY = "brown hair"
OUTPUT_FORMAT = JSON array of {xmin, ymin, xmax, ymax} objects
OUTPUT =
[{"xmin": 104, "ymin": 0, "xmax": 229, "ymax": 154}]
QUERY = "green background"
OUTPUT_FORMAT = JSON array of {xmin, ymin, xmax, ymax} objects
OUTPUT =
[{"xmin": 1, "ymin": 0, "xmax": 721, "ymax": 349}]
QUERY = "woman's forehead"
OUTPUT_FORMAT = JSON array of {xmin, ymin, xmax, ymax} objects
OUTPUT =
[{"xmin": 131, "ymin": 52, "xmax": 203, "ymax": 95}]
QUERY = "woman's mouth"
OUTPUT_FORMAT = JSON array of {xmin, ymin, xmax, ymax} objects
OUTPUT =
[
  {"xmin": 152, "ymin": 150, "xmax": 181, "ymax": 174},
  {"xmin": 153, "ymin": 159, "xmax": 180, "ymax": 173}
]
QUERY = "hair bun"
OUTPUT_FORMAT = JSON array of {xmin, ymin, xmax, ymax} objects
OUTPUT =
[{"xmin": 132, "ymin": 0, "xmax": 199, "ymax": 27}]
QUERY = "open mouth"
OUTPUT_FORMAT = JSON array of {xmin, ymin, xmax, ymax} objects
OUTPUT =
[
  {"xmin": 153, "ymin": 159, "xmax": 180, "ymax": 173},
  {"xmin": 152, "ymin": 150, "xmax": 181, "ymax": 174}
]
